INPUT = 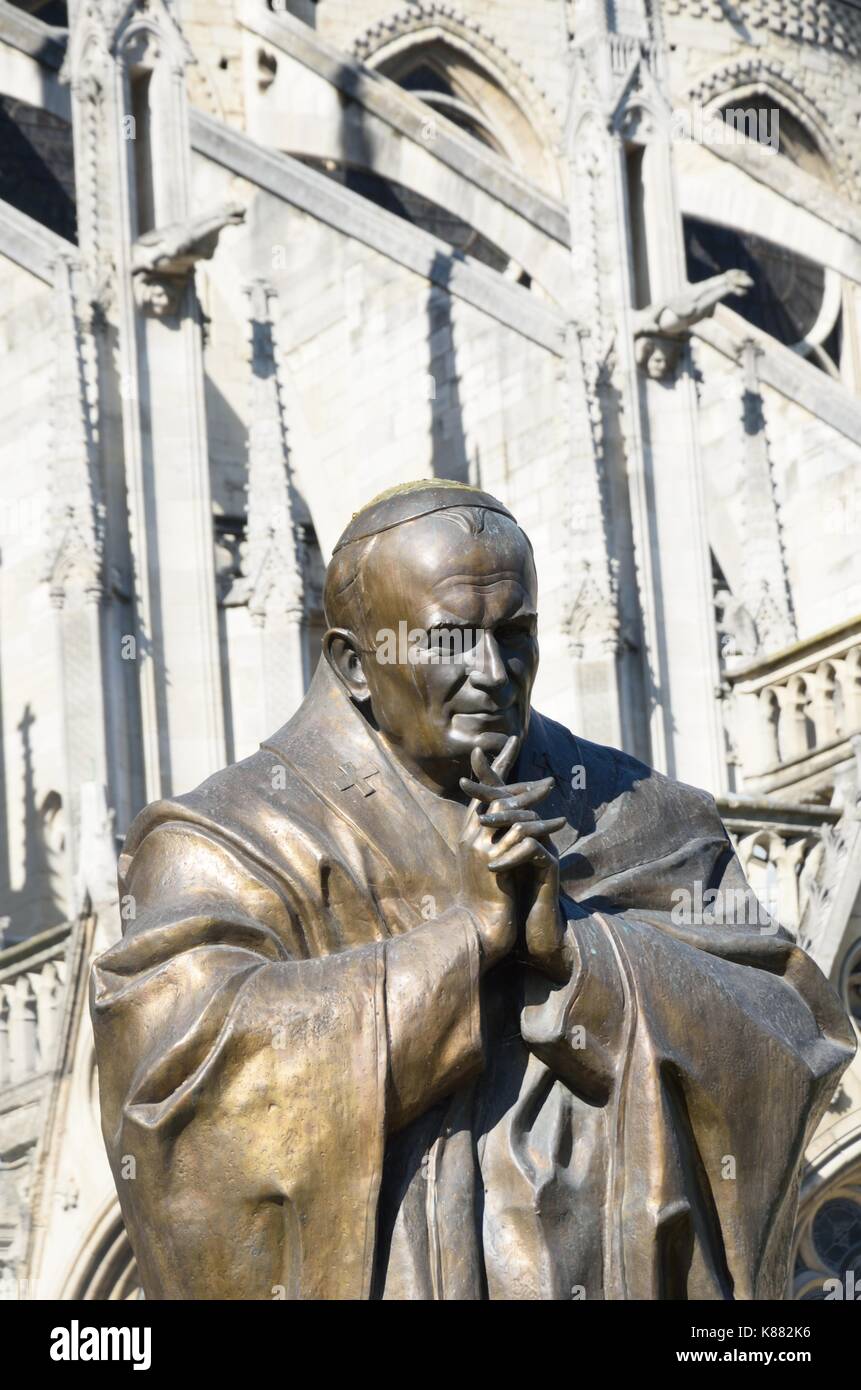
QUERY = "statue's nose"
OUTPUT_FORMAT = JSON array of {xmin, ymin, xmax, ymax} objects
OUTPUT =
[{"xmin": 469, "ymin": 632, "xmax": 507, "ymax": 689}]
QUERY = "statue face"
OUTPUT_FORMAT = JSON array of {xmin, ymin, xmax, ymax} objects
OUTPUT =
[
  {"xmin": 343, "ymin": 509, "xmax": 539, "ymax": 792},
  {"xmin": 647, "ymin": 345, "xmax": 669, "ymax": 379}
]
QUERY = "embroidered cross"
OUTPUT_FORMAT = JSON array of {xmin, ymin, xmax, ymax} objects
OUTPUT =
[{"xmin": 335, "ymin": 762, "xmax": 379, "ymax": 797}]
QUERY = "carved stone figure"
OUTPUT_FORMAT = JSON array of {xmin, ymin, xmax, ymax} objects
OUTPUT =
[
  {"xmin": 635, "ymin": 334, "xmax": 682, "ymax": 381},
  {"xmin": 130, "ymin": 202, "xmax": 246, "ymax": 277},
  {"xmin": 714, "ymin": 585, "xmax": 759, "ymax": 659},
  {"xmin": 92, "ymin": 480, "xmax": 855, "ymax": 1300},
  {"xmin": 634, "ymin": 269, "xmax": 754, "ymax": 376},
  {"xmin": 131, "ymin": 202, "xmax": 245, "ymax": 316},
  {"xmin": 634, "ymin": 269, "xmax": 754, "ymax": 339}
]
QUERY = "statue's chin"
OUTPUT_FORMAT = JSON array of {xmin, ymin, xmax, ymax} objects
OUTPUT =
[{"xmin": 444, "ymin": 721, "xmax": 522, "ymax": 760}]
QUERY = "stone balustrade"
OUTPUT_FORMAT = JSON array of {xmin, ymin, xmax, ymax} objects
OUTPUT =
[
  {"xmin": 726, "ymin": 616, "xmax": 861, "ymax": 802},
  {"xmin": 0, "ymin": 925, "xmax": 71, "ymax": 1093},
  {"xmin": 719, "ymin": 796, "xmax": 840, "ymax": 934}
]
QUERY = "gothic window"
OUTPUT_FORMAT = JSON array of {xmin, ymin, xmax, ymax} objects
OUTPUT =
[
  {"xmin": 626, "ymin": 146, "xmax": 651, "ymax": 311},
  {"xmin": 374, "ymin": 36, "xmax": 547, "ymax": 176},
  {"xmin": 266, "ymin": 0, "xmax": 317, "ymax": 26},
  {"xmin": 719, "ymin": 99, "xmax": 832, "ymax": 186},
  {"xmin": 841, "ymin": 939, "xmax": 861, "ymax": 1026},
  {"xmin": 683, "ymin": 218, "xmax": 837, "ymax": 360},
  {"xmin": 69, "ymin": 1208, "xmax": 142, "ymax": 1300},
  {"xmin": 812, "ymin": 1198, "xmax": 861, "ymax": 1281},
  {"xmin": 6, "ymin": 1, "xmax": 67, "ymax": 23},
  {"xmin": 129, "ymin": 69, "xmax": 156, "ymax": 237},
  {"xmin": 330, "ymin": 27, "xmax": 558, "ymax": 242},
  {"xmin": 396, "ymin": 60, "xmax": 505, "ymax": 155},
  {"xmin": 0, "ymin": 97, "xmax": 76, "ymax": 241},
  {"xmin": 684, "ymin": 97, "xmax": 842, "ymax": 374},
  {"xmin": 795, "ymin": 1186, "xmax": 861, "ymax": 1298}
]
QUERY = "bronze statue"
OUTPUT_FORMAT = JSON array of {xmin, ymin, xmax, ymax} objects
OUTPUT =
[{"xmin": 92, "ymin": 480, "xmax": 855, "ymax": 1300}]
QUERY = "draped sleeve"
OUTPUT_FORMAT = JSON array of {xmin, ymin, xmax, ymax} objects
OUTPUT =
[{"xmin": 92, "ymin": 803, "xmax": 483, "ymax": 1300}]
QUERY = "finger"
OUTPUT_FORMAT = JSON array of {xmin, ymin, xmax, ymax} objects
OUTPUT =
[
  {"xmin": 471, "ymin": 745, "xmax": 503, "ymax": 789},
  {"xmin": 475, "ymin": 745, "xmax": 500, "ymax": 789},
  {"xmin": 483, "ymin": 786, "xmax": 557, "ymax": 814},
  {"xmin": 470, "ymin": 737, "xmax": 521, "ymax": 790},
  {"xmin": 516, "ymin": 817, "xmax": 566, "ymax": 839},
  {"xmin": 487, "ymin": 823, "xmax": 527, "ymax": 860},
  {"xmin": 489, "ymin": 838, "xmax": 553, "ymax": 873},
  {"xmin": 479, "ymin": 808, "xmax": 539, "ymax": 827},
  {"xmin": 487, "ymin": 819, "xmax": 566, "ymax": 857},
  {"xmin": 485, "ymin": 786, "xmax": 557, "ymax": 815},
  {"xmin": 463, "ymin": 746, "xmax": 494, "ymax": 821},
  {"xmin": 491, "ymin": 734, "xmax": 520, "ymax": 783},
  {"xmin": 458, "ymin": 775, "xmax": 555, "ymax": 805},
  {"xmin": 480, "ymin": 811, "xmax": 567, "ymax": 832}
]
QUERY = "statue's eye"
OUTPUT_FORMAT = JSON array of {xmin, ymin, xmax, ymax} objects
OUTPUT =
[
  {"xmin": 496, "ymin": 621, "xmax": 535, "ymax": 644},
  {"xmin": 426, "ymin": 626, "xmax": 478, "ymax": 655}
]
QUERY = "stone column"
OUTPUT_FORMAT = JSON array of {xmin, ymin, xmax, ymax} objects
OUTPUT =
[
  {"xmin": 634, "ymin": 128, "xmax": 726, "ymax": 790},
  {"xmin": 735, "ymin": 340, "xmax": 796, "ymax": 653},
  {"xmin": 65, "ymin": 2, "xmax": 227, "ymax": 800},
  {"xmin": 244, "ymin": 281, "xmax": 306, "ymax": 732},
  {"xmin": 561, "ymin": 323, "xmax": 624, "ymax": 748},
  {"xmin": 566, "ymin": 0, "xmax": 727, "ymax": 788},
  {"xmin": 42, "ymin": 256, "xmax": 109, "ymax": 893}
]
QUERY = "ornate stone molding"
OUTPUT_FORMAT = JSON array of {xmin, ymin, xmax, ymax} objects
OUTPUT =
[
  {"xmin": 351, "ymin": 1, "xmax": 560, "ymax": 136},
  {"xmin": 241, "ymin": 281, "xmax": 304, "ymax": 628},
  {"xmin": 685, "ymin": 56, "xmax": 858, "ymax": 198},
  {"xmin": 793, "ymin": 1155, "xmax": 861, "ymax": 1299},
  {"xmin": 43, "ymin": 258, "xmax": 104, "ymax": 607},
  {"xmin": 714, "ymin": 586, "xmax": 759, "ymax": 660},
  {"xmin": 666, "ymin": 0, "xmax": 861, "ymax": 62},
  {"xmin": 563, "ymin": 559, "xmax": 621, "ymax": 660},
  {"xmin": 735, "ymin": 339, "xmax": 797, "ymax": 654},
  {"xmin": 563, "ymin": 324, "xmax": 621, "ymax": 662}
]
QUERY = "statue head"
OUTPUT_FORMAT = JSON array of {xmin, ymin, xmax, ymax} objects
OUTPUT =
[
  {"xmin": 133, "ymin": 273, "xmax": 183, "ymax": 319},
  {"xmin": 636, "ymin": 334, "xmax": 680, "ymax": 381},
  {"xmin": 323, "ymin": 480, "xmax": 539, "ymax": 795}
]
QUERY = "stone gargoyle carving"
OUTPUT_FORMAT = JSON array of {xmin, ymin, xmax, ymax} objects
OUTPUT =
[
  {"xmin": 634, "ymin": 268, "xmax": 753, "ymax": 378},
  {"xmin": 131, "ymin": 202, "xmax": 246, "ymax": 317}
]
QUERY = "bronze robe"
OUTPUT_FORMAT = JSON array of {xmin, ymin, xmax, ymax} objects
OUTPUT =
[{"xmin": 92, "ymin": 660, "xmax": 855, "ymax": 1300}]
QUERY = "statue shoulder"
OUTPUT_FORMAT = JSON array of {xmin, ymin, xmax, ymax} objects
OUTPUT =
[
  {"xmin": 531, "ymin": 711, "xmax": 723, "ymax": 829},
  {"xmin": 530, "ymin": 710, "xmax": 648, "ymax": 811},
  {"xmin": 119, "ymin": 747, "xmax": 327, "ymax": 902}
]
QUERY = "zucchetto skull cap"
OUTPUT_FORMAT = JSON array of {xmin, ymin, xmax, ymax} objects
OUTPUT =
[{"xmin": 331, "ymin": 479, "xmax": 518, "ymax": 553}]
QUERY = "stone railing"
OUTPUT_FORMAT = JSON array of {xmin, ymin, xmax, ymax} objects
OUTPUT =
[
  {"xmin": 0, "ymin": 924, "xmax": 71, "ymax": 1093},
  {"xmin": 726, "ymin": 616, "xmax": 861, "ymax": 803},
  {"xmin": 719, "ymin": 795, "xmax": 840, "ymax": 935},
  {"xmin": 607, "ymin": 33, "xmax": 654, "ymax": 76}
]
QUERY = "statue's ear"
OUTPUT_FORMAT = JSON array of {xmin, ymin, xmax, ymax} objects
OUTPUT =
[{"xmin": 323, "ymin": 629, "xmax": 370, "ymax": 704}]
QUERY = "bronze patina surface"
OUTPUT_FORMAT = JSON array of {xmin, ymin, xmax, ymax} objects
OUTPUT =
[{"xmin": 92, "ymin": 481, "xmax": 855, "ymax": 1300}]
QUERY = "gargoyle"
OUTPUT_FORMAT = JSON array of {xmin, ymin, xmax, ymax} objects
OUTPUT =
[
  {"xmin": 131, "ymin": 202, "xmax": 246, "ymax": 278},
  {"xmin": 714, "ymin": 585, "xmax": 759, "ymax": 659},
  {"xmin": 633, "ymin": 269, "xmax": 753, "ymax": 378},
  {"xmin": 634, "ymin": 268, "xmax": 753, "ymax": 339},
  {"xmin": 131, "ymin": 203, "xmax": 245, "ymax": 316}
]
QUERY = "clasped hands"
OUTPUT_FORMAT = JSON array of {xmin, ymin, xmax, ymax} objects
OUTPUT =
[{"xmin": 457, "ymin": 734, "xmax": 573, "ymax": 983}]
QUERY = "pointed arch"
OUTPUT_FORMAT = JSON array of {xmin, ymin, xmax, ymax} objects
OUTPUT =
[
  {"xmin": 687, "ymin": 60, "xmax": 851, "ymax": 192},
  {"xmin": 61, "ymin": 1197, "xmax": 141, "ymax": 1300},
  {"xmin": 353, "ymin": 7, "xmax": 562, "ymax": 197}
]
